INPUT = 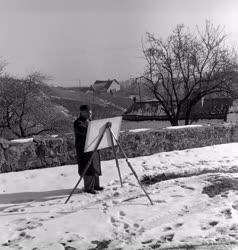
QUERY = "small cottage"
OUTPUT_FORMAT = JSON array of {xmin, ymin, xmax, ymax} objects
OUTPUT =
[{"xmin": 92, "ymin": 79, "xmax": 120, "ymax": 93}]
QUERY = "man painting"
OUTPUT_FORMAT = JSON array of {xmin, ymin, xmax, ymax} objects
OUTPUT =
[{"xmin": 74, "ymin": 105, "xmax": 103, "ymax": 194}]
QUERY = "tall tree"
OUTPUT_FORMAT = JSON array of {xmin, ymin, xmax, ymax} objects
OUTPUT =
[{"xmin": 142, "ymin": 21, "xmax": 238, "ymax": 125}]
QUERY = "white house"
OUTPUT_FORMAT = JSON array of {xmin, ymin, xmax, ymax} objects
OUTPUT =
[{"xmin": 92, "ymin": 79, "xmax": 120, "ymax": 93}]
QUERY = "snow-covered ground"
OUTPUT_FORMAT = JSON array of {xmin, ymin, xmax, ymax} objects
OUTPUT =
[{"xmin": 1, "ymin": 144, "xmax": 238, "ymax": 249}]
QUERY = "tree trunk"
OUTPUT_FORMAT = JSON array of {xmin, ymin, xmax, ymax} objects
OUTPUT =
[
  {"xmin": 184, "ymin": 115, "xmax": 190, "ymax": 125},
  {"xmin": 170, "ymin": 118, "xmax": 179, "ymax": 126},
  {"xmin": 184, "ymin": 102, "xmax": 193, "ymax": 125},
  {"xmin": 19, "ymin": 122, "xmax": 26, "ymax": 138},
  {"xmin": 184, "ymin": 111, "xmax": 191, "ymax": 125}
]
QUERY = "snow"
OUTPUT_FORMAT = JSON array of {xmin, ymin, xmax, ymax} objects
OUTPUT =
[
  {"xmin": 165, "ymin": 124, "xmax": 203, "ymax": 129},
  {"xmin": 1, "ymin": 144, "xmax": 238, "ymax": 249},
  {"xmin": 51, "ymin": 135, "xmax": 58, "ymax": 138},
  {"xmin": 10, "ymin": 135, "xmax": 58, "ymax": 143},
  {"xmin": 10, "ymin": 138, "xmax": 34, "ymax": 143},
  {"xmin": 129, "ymin": 128, "xmax": 151, "ymax": 133}
]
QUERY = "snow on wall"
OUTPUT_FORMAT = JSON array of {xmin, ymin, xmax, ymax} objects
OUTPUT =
[{"xmin": 1, "ymin": 123, "xmax": 238, "ymax": 173}]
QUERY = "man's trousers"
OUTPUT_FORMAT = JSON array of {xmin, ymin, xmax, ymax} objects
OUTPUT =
[{"xmin": 83, "ymin": 175, "xmax": 100, "ymax": 191}]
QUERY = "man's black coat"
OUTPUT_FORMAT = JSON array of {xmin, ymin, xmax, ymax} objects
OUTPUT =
[{"xmin": 74, "ymin": 116, "xmax": 101, "ymax": 176}]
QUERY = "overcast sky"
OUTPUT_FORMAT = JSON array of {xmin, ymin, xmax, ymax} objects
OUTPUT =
[{"xmin": 0, "ymin": 0, "xmax": 238, "ymax": 86}]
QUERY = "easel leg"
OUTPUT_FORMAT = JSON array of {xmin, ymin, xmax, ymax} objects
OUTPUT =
[
  {"xmin": 109, "ymin": 128, "xmax": 154, "ymax": 205},
  {"xmin": 65, "ymin": 176, "xmax": 83, "ymax": 204},
  {"xmin": 109, "ymin": 129, "xmax": 123, "ymax": 187}
]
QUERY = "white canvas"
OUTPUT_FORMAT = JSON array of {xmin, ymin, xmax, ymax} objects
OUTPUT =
[{"xmin": 84, "ymin": 116, "xmax": 122, "ymax": 152}]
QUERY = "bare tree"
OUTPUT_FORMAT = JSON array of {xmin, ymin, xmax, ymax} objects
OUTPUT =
[
  {"xmin": 0, "ymin": 75, "xmax": 69, "ymax": 139},
  {"xmin": 142, "ymin": 21, "xmax": 238, "ymax": 125}
]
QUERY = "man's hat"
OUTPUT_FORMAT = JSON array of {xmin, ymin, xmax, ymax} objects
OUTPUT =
[{"xmin": 80, "ymin": 105, "xmax": 91, "ymax": 111}]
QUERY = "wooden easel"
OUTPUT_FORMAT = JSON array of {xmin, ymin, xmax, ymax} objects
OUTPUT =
[{"xmin": 65, "ymin": 122, "xmax": 153, "ymax": 205}]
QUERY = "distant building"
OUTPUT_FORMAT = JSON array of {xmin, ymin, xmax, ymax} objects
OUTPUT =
[
  {"xmin": 92, "ymin": 79, "xmax": 120, "ymax": 93},
  {"xmin": 123, "ymin": 98, "xmax": 234, "ymax": 121}
]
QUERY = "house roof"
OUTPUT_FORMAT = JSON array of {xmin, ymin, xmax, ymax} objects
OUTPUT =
[{"xmin": 92, "ymin": 79, "xmax": 119, "ymax": 91}]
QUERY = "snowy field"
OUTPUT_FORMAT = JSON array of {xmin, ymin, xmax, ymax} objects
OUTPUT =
[{"xmin": 1, "ymin": 144, "xmax": 238, "ymax": 249}]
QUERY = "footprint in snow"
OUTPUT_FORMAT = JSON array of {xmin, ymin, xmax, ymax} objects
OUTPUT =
[
  {"xmin": 163, "ymin": 226, "xmax": 172, "ymax": 232},
  {"xmin": 230, "ymin": 223, "xmax": 238, "ymax": 231},
  {"xmin": 201, "ymin": 221, "xmax": 219, "ymax": 230},
  {"xmin": 161, "ymin": 233, "xmax": 174, "ymax": 242},
  {"xmin": 178, "ymin": 206, "xmax": 189, "ymax": 216},
  {"xmin": 16, "ymin": 219, "xmax": 43, "ymax": 231},
  {"xmin": 133, "ymin": 223, "xmax": 140, "ymax": 228},
  {"xmin": 232, "ymin": 201, "xmax": 238, "ymax": 210},
  {"xmin": 102, "ymin": 202, "xmax": 111, "ymax": 213},
  {"xmin": 2, "ymin": 230, "xmax": 35, "ymax": 248},
  {"xmin": 110, "ymin": 211, "xmax": 145, "ymax": 241},
  {"xmin": 221, "ymin": 193, "xmax": 229, "ymax": 198},
  {"xmin": 209, "ymin": 221, "xmax": 219, "ymax": 227},
  {"xmin": 141, "ymin": 239, "xmax": 153, "ymax": 245},
  {"xmin": 109, "ymin": 199, "xmax": 120, "ymax": 207},
  {"xmin": 110, "ymin": 216, "xmax": 117, "ymax": 224},
  {"xmin": 174, "ymin": 222, "xmax": 183, "ymax": 228},
  {"xmin": 59, "ymin": 233, "xmax": 84, "ymax": 247},
  {"xmin": 108, "ymin": 180, "xmax": 117, "ymax": 186},
  {"xmin": 60, "ymin": 173, "xmax": 67, "ymax": 177},
  {"xmin": 171, "ymin": 194, "xmax": 184, "ymax": 198},
  {"xmin": 119, "ymin": 210, "xmax": 126, "ymax": 217},
  {"xmin": 6, "ymin": 207, "xmax": 19, "ymax": 213},
  {"xmin": 228, "ymin": 233, "xmax": 238, "ymax": 240},
  {"xmin": 162, "ymin": 223, "xmax": 183, "ymax": 233},
  {"xmin": 123, "ymin": 222, "xmax": 130, "ymax": 229},
  {"xmin": 180, "ymin": 185, "xmax": 195, "ymax": 190},
  {"xmin": 59, "ymin": 243, "xmax": 76, "ymax": 250},
  {"xmin": 12, "ymin": 218, "xmax": 26, "ymax": 224},
  {"xmin": 142, "ymin": 165, "xmax": 150, "ymax": 170},
  {"xmin": 18, "ymin": 231, "xmax": 34, "ymax": 239},
  {"xmin": 127, "ymin": 182, "xmax": 137, "ymax": 187},
  {"xmin": 221, "ymin": 208, "xmax": 232, "ymax": 219}
]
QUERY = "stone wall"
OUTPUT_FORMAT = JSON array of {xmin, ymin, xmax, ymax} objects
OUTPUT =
[{"xmin": 1, "ymin": 123, "xmax": 238, "ymax": 173}]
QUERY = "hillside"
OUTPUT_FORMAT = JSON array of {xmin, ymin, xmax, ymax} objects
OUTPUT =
[
  {"xmin": 51, "ymin": 97, "xmax": 123, "ymax": 119},
  {"xmin": 94, "ymin": 92, "xmax": 133, "ymax": 110},
  {"xmin": 47, "ymin": 86, "xmax": 131, "ymax": 119}
]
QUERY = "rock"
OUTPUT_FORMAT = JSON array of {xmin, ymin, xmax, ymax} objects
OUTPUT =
[{"xmin": 0, "ymin": 138, "xmax": 9, "ymax": 149}]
